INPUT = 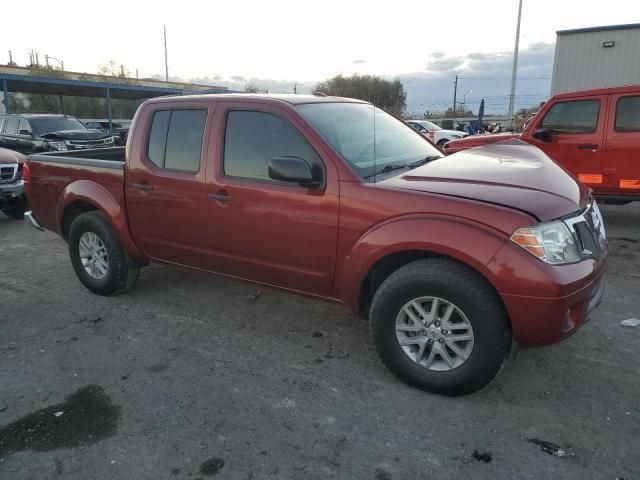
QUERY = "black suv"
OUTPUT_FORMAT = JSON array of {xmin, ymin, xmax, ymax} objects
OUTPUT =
[{"xmin": 0, "ymin": 114, "xmax": 116, "ymax": 154}]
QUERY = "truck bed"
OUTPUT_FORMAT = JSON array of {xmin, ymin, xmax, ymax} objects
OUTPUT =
[{"xmin": 27, "ymin": 147, "xmax": 126, "ymax": 235}]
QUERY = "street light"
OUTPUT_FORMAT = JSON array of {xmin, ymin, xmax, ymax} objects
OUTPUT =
[
  {"xmin": 462, "ymin": 89, "xmax": 473, "ymax": 111},
  {"xmin": 45, "ymin": 55, "xmax": 64, "ymax": 70}
]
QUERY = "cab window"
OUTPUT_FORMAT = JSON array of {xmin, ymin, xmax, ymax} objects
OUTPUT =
[
  {"xmin": 614, "ymin": 96, "xmax": 640, "ymax": 132},
  {"xmin": 540, "ymin": 100, "xmax": 600, "ymax": 134}
]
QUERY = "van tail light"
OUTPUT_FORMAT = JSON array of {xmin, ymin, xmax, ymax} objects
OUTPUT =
[{"xmin": 22, "ymin": 162, "xmax": 30, "ymax": 185}]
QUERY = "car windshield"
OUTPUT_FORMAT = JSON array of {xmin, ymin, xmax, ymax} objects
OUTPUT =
[
  {"xmin": 419, "ymin": 120, "xmax": 441, "ymax": 131},
  {"xmin": 297, "ymin": 103, "xmax": 442, "ymax": 180},
  {"xmin": 29, "ymin": 117, "xmax": 87, "ymax": 134}
]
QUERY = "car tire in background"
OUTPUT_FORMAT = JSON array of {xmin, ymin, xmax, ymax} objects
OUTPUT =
[
  {"xmin": 369, "ymin": 257, "xmax": 511, "ymax": 396},
  {"xmin": 2, "ymin": 196, "xmax": 28, "ymax": 220},
  {"xmin": 437, "ymin": 139, "xmax": 449, "ymax": 148},
  {"xmin": 68, "ymin": 210, "xmax": 140, "ymax": 296}
]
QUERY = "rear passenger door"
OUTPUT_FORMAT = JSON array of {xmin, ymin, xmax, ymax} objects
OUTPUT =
[
  {"xmin": 530, "ymin": 96, "xmax": 607, "ymax": 192},
  {"xmin": 126, "ymin": 105, "xmax": 212, "ymax": 266},
  {"xmin": 604, "ymin": 94, "xmax": 640, "ymax": 194},
  {"xmin": 203, "ymin": 103, "xmax": 340, "ymax": 297}
]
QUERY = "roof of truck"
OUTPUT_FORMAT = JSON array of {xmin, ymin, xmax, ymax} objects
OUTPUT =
[
  {"xmin": 553, "ymin": 84, "xmax": 640, "ymax": 99},
  {"xmin": 150, "ymin": 93, "xmax": 368, "ymax": 105}
]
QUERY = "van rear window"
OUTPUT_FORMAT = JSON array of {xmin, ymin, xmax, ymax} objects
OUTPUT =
[{"xmin": 615, "ymin": 96, "xmax": 640, "ymax": 132}]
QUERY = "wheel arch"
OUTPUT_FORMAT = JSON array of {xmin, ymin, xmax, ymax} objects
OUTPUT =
[
  {"xmin": 338, "ymin": 216, "xmax": 510, "ymax": 319},
  {"xmin": 57, "ymin": 180, "xmax": 146, "ymax": 262}
]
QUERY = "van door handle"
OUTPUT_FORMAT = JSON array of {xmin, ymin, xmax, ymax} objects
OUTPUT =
[
  {"xmin": 578, "ymin": 144, "xmax": 598, "ymax": 150},
  {"xmin": 132, "ymin": 182, "xmax": 154, "ymax": 191},
  {"xmin": 208, "ymin": 192, "xmax": 232, "ymax": 202}
]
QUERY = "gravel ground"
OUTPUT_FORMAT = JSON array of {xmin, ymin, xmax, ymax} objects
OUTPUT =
[{"xmin": 0, "ymin": 202, "xmax": 639, "ymax": 480}]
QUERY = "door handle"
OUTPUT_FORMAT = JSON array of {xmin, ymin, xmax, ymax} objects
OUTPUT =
[
  {"xmin": 132, "ymin": 182, "xmax": 154, "ymax": 191},
  {"xmin": 208, "ymin": 192, "xmax": 232, "ymax": 202},
  {"xmin": 577, "ymin": 144, "xmax": 598, "ymax": 150}
]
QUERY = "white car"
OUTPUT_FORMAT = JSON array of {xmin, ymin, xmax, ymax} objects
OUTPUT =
[{"xmin": 406, "ymin": 120, "xmax": 468, "ymax": 147}]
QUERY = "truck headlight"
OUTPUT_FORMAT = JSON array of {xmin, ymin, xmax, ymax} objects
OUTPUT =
[
  {"xmin": 47, "ymin": 141, "xmax": 68, "ymax": 151},
  {"xmin": 510, "ymin": 220, "xmax": 580, "ymax": 265}
]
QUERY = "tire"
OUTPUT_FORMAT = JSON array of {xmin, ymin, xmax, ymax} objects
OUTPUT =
[
  {"xmin": 68, "ymin": 211, "xmax": 140, "ymax": 296},
  {"xmin": 437, "ymin": 139, "xmax": 449, "ymax": 148},
  {"xmin": 2, "ymin": 196, "xmax": 27, "ymax": 219},
  {"xmin": 369, "ymin": 258, "xmax": 511, "ymax": 396}
]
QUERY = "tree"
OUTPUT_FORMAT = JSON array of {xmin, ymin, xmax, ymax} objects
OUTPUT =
[
  {"xmin": 98, "ymin": 60, "xmax": 129, "ymax": 78},
  {"xmin": 313, "ymin": 74, "xmax": 406, "ymax": 115}
]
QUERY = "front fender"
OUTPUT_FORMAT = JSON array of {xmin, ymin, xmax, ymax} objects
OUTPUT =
[
  {"xmin": 337, "ymin": 214, "xmax": 508, "ymax": 314},
  {"xmin": 57, "ymin": 179, "xmax": 146, "ymax": 261}
]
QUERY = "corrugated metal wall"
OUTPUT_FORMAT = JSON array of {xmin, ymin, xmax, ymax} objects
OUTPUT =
[{"xmin": 551, "ymin": 27, "xmax": 640, "ymax": 95}]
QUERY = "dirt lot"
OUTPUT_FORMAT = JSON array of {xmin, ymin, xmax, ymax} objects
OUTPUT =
[{"xmin": 1, "ymin": 203, "xmax": 639, "ymax": 479}]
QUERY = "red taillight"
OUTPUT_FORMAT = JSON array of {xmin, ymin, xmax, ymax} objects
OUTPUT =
[{"xmin": 22, "ymin": 162, "xmax": 30, "ymax": 185}]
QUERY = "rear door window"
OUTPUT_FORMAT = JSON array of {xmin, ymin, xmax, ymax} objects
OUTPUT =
[
  {"xmin": 540, "ymin": 100, "xmax": 600, "ymax": 133},
  {"xmin": 18, "ymin": 119, "xmax": 32, "ymax": 136},
  {"xmin": 614, "ymin": 96, "xmax": 640, "ymax": 132},
  {"xmin": 146, "ymin": 109, "xmax": 206, "ymax": 172}
]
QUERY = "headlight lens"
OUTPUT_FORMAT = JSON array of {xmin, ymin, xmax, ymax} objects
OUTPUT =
[
  {"xmin": 511, "ymin": 220, "xmax": 581, "ymax": 265},
  {"xmin": 47, "ymin": 141, "xmax": 68, "ymax": 151}
]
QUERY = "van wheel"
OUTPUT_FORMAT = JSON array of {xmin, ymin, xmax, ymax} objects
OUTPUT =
[
  {"xmin": 68, "ymin": 211, "xmax": 139, "ymax": 296},
  {"xmin": 369, "ymin": 258, "xmax": 511, "ymax": 396}
]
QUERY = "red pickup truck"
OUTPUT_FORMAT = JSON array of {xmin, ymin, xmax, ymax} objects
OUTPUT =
[
  {"xmin": 24, "ymin": 94, "xmax": 607, "ymax": 396},
  {"xmin": 444, "ymin": 85, "xmax": 640, "ymax": 203}
]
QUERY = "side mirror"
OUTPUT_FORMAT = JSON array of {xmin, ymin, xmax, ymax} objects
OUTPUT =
[
  {"xmin": 268, "ymin": 156, "xmax": 322, "ymax": 187},
  {"xmin": 532, "ymin": 128, "xmax": 553, "ymax": 142}
]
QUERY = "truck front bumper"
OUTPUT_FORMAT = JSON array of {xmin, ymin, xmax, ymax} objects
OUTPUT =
[
  {"xmin": 488, "ymin": 242, "xmax": 608, "ymax": 348},
  {"xmin": 0, "ymin": 179, "xmax": 25, "ymax": 209}
]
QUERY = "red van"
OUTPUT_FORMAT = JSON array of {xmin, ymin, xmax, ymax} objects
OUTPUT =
[{"xmin": 444, "ymin": 85, "xmax": 640, "ymax": 203}]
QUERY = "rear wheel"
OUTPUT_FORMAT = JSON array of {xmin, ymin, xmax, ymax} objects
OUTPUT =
[
  {"xmin": 68, "ymin": 211, "xmax": 139, "ymax": 295},
  {"xmin": 369, "ymin": 258, "xmax": 511, "ymax": 396}
]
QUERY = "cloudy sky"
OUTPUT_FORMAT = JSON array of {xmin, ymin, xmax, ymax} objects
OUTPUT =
[{"xmin": 4, "ymin": 0, "xmax": 638, "ymax": 113}]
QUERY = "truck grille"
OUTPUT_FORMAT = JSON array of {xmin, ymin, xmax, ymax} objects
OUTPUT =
[
  {"xmin": 67, "ymin": 138, "xmax": 113, "ymax": 149},
  {"xmin": 566, "ymin": 200, "xmax": 607, "ymax": 260},
  {"xmin": 0, "ymin": 164, "xmax": 18, "ymax": 184}
]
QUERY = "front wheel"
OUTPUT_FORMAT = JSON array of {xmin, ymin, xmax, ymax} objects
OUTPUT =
[
  {"xmin": 68, "ymin": 211, "xmax": 139, "ymax": 296},
  {"xmin": 369, "ymin": 258, "xmax": 511, "ymax": 396},
  {"xmin": 437, "ymin": 139, "xmax": 449, "ymax": 148}
]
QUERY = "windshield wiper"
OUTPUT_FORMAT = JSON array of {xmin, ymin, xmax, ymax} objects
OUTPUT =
[
  {"xmin": 407, "ymin": 155, "xmax": 442, "ymax": 170},
  {"xmin": 364, "ymin": 163, "xmax": 409, "ymax": 179}
]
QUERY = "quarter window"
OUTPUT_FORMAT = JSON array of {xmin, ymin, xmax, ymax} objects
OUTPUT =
[
  {"xmin": 223, "ymin": 110, "xmax": 321, "ymax": 181},
  {"xmin": 4, "ymin": 118, "xmax": 19, "ymax": 135},
  {"xmin": 615, "ymin": 96, "xmax": 640, "ymax": 132},
  {"xmin": 146, "ymin": 109, "xmax": 206, "ymax": 172},
  {"xmin": 540, "ymin": 100, "xmax": 600, "ymax": 134}
]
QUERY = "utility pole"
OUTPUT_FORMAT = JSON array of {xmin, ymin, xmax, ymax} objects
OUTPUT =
[
  {"xmin": 507, "ymin": 0, "xmax": 523, "ymax": 129},
  {"xmin": 293, "ymin": 82, "xmax": 297, "ymax": 94},
  {"xmin": 452, "ymin": 75, "xmax": 458, "ymax": 112},
  {"xmin": 163, "ymin": 26, "xmax": 169, "ymax": 82}
]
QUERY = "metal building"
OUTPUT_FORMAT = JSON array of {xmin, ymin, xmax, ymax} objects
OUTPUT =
[{"xmin": 551, "ymin": 23, "xmax": 640, "ymax": 95}]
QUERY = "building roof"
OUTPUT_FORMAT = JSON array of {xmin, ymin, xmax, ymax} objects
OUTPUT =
[{"xmin": 557, "ymin": 23, "xmax": 640, "ymax": 36}]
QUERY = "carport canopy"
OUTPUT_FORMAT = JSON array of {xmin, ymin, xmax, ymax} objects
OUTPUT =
[{"xmin": 0, "ymin": 72, "xmax": 211, "ymax": 134}]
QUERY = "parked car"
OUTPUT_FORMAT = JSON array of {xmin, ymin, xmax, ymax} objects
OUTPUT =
[
  {"xmin": 406, "ymin": 119, "xmax": 468, "ymax": 147},
  {"xmin": 443, "ymin": 85, "xmax": 640, "ymax": 204},
  {"xmin": 24, "ymin": 94, "xmax": 607, "ymax": 396},
  {"xmin": 0, "ymin": 147, "xmax": 27, "ymax": 219},
  {"xmin": 0, "ymin": 114, "xmax": 116, "ymax": 154},
  {"xmin": 83, "ymin": 121, "xmax": 129, "ymax": 146}
]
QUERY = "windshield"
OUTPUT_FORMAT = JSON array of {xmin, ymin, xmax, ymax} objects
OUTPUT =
[
  {"xmin": 297, "ymin": 103, "xmax": 442, "ymax": 180},
  {"xmin": 29, "ymin": 117, "xmax": 87, "ymax": 134},
  {"xmin": 419, "ymin": 120, "xmax": 441, "ymax": 131}
]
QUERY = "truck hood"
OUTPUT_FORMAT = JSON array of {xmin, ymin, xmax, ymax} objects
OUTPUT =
[
  {"xmin": 444, "ymin": 132, "xmax": 520, "ymax": 152},
  {"xmin": 0, "ymin": 147, "xmax": 26, "ymax": 164},
  {"xmin": 382, "ymin": 139, "xmax": 588, "ymax": 222},
  {"xmin": 40, "ymin": 129, "xmax": 109, "ymax": 141}
]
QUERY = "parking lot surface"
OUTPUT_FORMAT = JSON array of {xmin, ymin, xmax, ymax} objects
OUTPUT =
[{"xmin": 1, "ymin": 203, "xmax": 639, "ymax": 479}]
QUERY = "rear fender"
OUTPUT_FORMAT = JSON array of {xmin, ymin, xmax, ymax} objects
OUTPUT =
[
  {"xmin": 338, "ymin": 215, "xmax": 508, "ymax": 315},
  {"xmin": 57, "ymin": 179, "xmax": 146, "ymax": 261}
]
